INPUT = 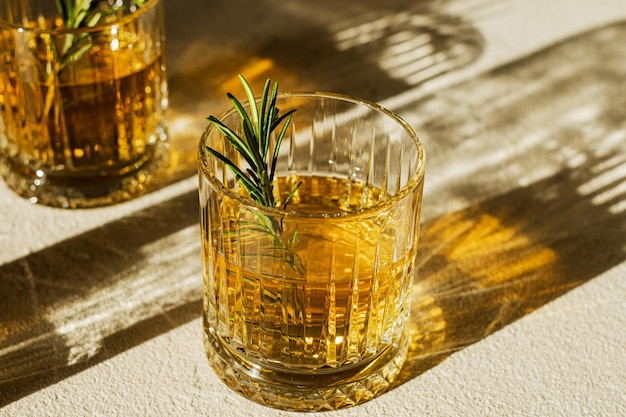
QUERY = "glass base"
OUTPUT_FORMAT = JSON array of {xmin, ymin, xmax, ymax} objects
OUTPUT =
[
  {"xmin": 203, "ymin": 329, "xmax": 408, "ymax": 412},
  {"xmin": 1, "ymin": 139, "xmax": 169, "ymax": 209}
]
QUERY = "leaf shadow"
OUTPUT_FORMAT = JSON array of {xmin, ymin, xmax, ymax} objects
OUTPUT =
[
  {"xmin": 164, "ymin": 0, "xmax": 487, "ymax": 184},
  {"xmin": 0, "ymin": 190, "xmax": 201, "ymax": 406},
  {"xmin": 0, "ymin": 0, "xmax": 487, "ymax": 406},
  {"xmin": 400, "ymin": 152, "xmax": 626, "ymax": 382},
  {"xmin": 165, "ymin": 0, "xmax": 485, "ymax": 114},
  {"xmin": 394, "ymin": 20, "xmax": 626, "ymax": 384}
]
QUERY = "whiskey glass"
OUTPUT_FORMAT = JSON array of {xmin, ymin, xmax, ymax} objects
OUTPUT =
[
  {"xmin": 0, "ymin": 0, "xmax": 168, "ymax": 208},
  {"xmin": 198, "ymin": 92, "xmax": 426, "ymax": 411}
]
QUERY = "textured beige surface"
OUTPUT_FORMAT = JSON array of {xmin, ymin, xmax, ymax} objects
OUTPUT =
[{"xmin": 2, "ymin": 0, "xmax": 626, "ymax": 416}]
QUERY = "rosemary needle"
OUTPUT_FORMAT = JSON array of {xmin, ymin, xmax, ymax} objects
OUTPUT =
[
  {"xmin": 55, "ymin": 0, "xmax": 147, "ymax": 68},
  {"xmin": 205, "ymin": 75, "xmax": 301, "ymax": 210},
  {"xmin": 205, "ymin": 75, "xmax": 305, "ymax": 273}
]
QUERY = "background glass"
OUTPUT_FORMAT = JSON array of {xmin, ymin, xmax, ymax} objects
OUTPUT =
[
  {"xmin": 0, "ymin": 0, "xmax": 168, "ymax": 208},
  {"xmin": 198, "ymin": 92, "xmax": 426, "ymax": 411}
]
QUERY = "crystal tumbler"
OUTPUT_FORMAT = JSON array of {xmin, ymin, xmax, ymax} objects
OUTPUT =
[
  {"xmin": 198, "ymin": 92, "xmax": 425, "ymax": 411},
  {"xmin": 0, "ymin": 0, "xmax": 168, "ymax": 207}
]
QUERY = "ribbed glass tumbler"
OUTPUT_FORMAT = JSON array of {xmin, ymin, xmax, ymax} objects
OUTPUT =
[
  {"xmin": 0, "ymin": 0, "xmax": 168, "ymax": 208},
  {"xmin": 198, "ymin": 92, "xmax": 426, "ymax": 411}
]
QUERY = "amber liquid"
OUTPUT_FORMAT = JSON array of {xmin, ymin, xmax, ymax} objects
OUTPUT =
[
  {"xmin": 1, "ymin": 45, "xmax": 166, "ymax": 174},
  {"xmin": 56, "ymin": 56, "xmax": 166, "ymax": 171},
  {"xmin": 202, "ymin": 174, "xmax": 416, "ymax": 373}
]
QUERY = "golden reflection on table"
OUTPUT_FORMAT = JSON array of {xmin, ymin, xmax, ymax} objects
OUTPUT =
[{"xmin": 1, "ymin": 1, "xmax": 626, "ymax": 412}]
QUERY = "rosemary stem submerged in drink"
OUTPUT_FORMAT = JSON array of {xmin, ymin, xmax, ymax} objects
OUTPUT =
[
  {"xmin": 206, "ymin": 173, "xmax": 412, "ymax": 365},
  {"xmin": 205, "ymin": 76, "xmax": 303, "ymax": 272},
  {"xmin": 199, "ymin": 87, "xmax": 425, "ymax": 410}
]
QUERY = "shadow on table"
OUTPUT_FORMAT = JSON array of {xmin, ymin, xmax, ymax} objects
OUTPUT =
[
  {"xmin": 2, "ymin": 7, "xmax": 625, "ymax": 412},
  {"xmin": 162, "ymin": 0, "xmax": 488, "ymax": 204},
  {"xmin": 165, "ymin": 0, "xmax": 486, "ymax": 114},
  {"xmin": 0, "ymin": 0, "xmax": 486, "ymax": 406},
  {"xmin": 401, "ymin": 151, "xmax": 626, "ymax": 382},
  {"xmin": 396, "ymin": 20, "xmax": 626, "ymax": 384},
  {"xmin": 0, "ymin": 190, "xmax": 201, "ymax": 405}
]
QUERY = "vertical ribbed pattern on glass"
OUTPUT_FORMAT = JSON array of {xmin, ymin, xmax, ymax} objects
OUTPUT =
[
  {"xmin": 326, "ymin": 242, "xmax": 338, "ymax": 364},
  {"xmin": 200, "ymin": 176, "xmax": 217, "ymax": 326},
  {"xmin": 1, "ymin": 0, "xmax": 166, "ymax": 171},
  {"xmin": 199, "ymin": 92, "xmax": 425, "ymax": 407},
  {"xmin": 345, "ymin": 237, "xmax": 362, "ymax": 363}
]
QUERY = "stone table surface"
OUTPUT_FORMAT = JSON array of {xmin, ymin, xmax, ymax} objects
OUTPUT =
[{"xmin": 2, "ymin": 0, "xmax": 626, "ymax": 416}]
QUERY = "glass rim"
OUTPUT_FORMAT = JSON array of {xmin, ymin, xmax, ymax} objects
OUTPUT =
[
  {"xmin": 198, "ymin": 91, "xmax": 426, "ymax": 220},
  {"xmin": 0, "ymin": 0, "xmax": 161, "ymax": 33}
]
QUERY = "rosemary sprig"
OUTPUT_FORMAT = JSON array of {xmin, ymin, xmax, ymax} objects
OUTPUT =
[
  {"xmin": 42, "ymin": 1, "xmax": 147, "ymax": 119},
  {"xmin": 54, "ymin": 0, "xmax": 147, "ymax": 69},
  {"xmin": 55, "ymin": 0, "xmax": 101, "ymax": 29},
  {"xmin": 55, "ymin": 0, "xmax": 101, "ymax": 69},
  {"xmin": 206, "ymin": 75, "xmax": 300, "ymax": 210},
  {"xmin": 206, "ymin": 75, "xmax": 304, "ymax": 272}
]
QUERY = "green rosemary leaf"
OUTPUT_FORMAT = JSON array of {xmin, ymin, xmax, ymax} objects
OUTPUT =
[
  {"xmin": 234, "ymin": 173, "xmax": 265, "ymax": 203},
  {"xmin": 74, "ymin": 10, "xmax": 87, "ymax": 27},
  {"xmin": 271, "ymin": 108, "xmax": 297, "ymax": 132},
  {"xmin": 226, "ymin": 92, "xmax": 265, "ymax": 172},
  {"xmin": 251, "ymin": 213, "xmax": 281, "ymax": 244},
  {"xmin": 207, "ymin": 116, "xmax": 259, "ymax": 172},
  {"xmin": 270, "ymin": 112, "xmax": 295, "ymax": 182},
  {"xmin": 205, "ymin": 146, "xmax": 264, "ymax": 202},
  {"xmin": 245, "ymin": 168, "xmax": 259, "ymax": 182},
  {"xmin": 287, "ymin": 229, "xmax": 299, "ymax": 248},
  {"xmin": 258, "ymin": 79, "xmax": 272, "ymax": 157},
  {"xmin": 242, "ymin": 120, "xmax": 261, "ymax": 165},
  {"xmin": 60, "ymin": 35, "xmax": 91, "ymax": 68},
  {"xmin": 56, "ymin": 0, "xmax": 68, "ymax": 21},
  {"xmin": 257, "ymin": 167, "xmax": 272, "ymax": 206},
  {"xmin": 226, "ymin": 93, "xmax": 256, "ymax": 145},
  {"xmin": 239, "ymin": 75, "xmax": 260, "ymax": 137},
  {"xmin": 283, "ymin": 181, "xmax": 302, "ymax": 210},
  {"xmin": 56, "ymin": 1, "xmax": 147, "ymax": 69},
  {"xmin": 85, "ymin": 11, "xmax": 102, "ymax": 27},
  {"xmin": 264, "ymin": 81, "xmax": 280, "ymax": 149}
]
